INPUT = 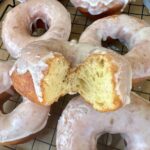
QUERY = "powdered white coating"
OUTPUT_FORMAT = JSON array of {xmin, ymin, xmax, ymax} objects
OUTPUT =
[
  {"xmin": 2, "ymin": 0, "xmax": 71, "ymax": 58},
  {"xmin": 79, "ymin": 14, "xmax": 150, "ymax": 81},
  {"xmin": 71, "ymin": 0, "xmax": 130, "ymax": 15},
  {"xmin": 57, "ymin": 93, "xmax": 150, "ymax": 150},
  {"xmin": 0, "ymin": 97, "xmax": 50, "ymax": 143}
]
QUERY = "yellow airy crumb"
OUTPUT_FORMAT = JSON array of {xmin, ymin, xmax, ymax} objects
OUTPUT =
[
  {"xmin": 41, "ymin": 54, "xmax": 70, "ymax": 105},
  {"xmin": 40, "ymin": 53, "xmax": 122, "ymax": 111},
  {"xmin": 76, "ymin": 54, "xmax": 121, "ymax": 111}
]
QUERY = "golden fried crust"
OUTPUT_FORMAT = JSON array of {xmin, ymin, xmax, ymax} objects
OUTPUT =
[{"xmin": 11, "ymin": 71, "xmax": 40, "ymax": 105}]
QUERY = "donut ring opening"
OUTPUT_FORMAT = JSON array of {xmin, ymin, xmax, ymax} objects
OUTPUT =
[
  {"xmin": 30, "ymin": 17, "xmax": 50, "ymax": 37},
  {"xmin": 1, "ymin": 95, "xmax": 18, "ymax": 114},
  {"xmin": 96, "ymin": 133, "xmax": 126, "ymax": 149},
  {"xmin": 101, "ymin": 38, "xmax": 128, "ymax": 55},
  {"xmin": 0, "ymin": 91, "xmax": 15, "ymax": 114}
]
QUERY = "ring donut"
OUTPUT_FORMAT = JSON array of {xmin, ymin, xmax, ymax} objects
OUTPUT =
[
  {"xmin": 70, "ymin": 0, "xmax": 130, "ymax": 18},
  {"xmin": 79, "ymin": 14, "xmax": 150, "ymax": 83},
  {"xmin": 2, "ymin": 0, "xmax": 71, "ymax": 58},
  {"xmin": 0, "ymin": 60, "xmax": 50, "ymax": 144},
  {"xmin": 56, "ymin": 93, "xmax": 150, "ymax": 150},
  {"xmin": 10, "ymin": 39, "xmax": 131, "ymax": 111}
]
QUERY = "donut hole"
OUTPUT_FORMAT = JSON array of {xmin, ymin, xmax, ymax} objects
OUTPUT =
[
  {"xmin": 97, "ymin": 133, "xmax": 126, "ymax": 149},
  {"xmin": 2, "ymin": 96, "xmax": 21, "ymax": 114},
  {"xmin": 102, "ymin": 38, "xmax": 128, "ymax": 55},
  {"xmin": 76, "ymin": 54, "xmax": 121, "ymax": 111},
  {"xmin": 31, "ymin": 18, "xmax": 49, "ymax": 37}
]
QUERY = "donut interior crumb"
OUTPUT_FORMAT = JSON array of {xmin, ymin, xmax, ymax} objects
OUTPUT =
[
  {"xmin": 75, "ymin": 54, "xmax": 121, "ymax": 112},
  {"xmin": 41, "ymin": 54, "xmax": 69, "ymax": 105},
  {"xmin": 41, "ymin": 53, "xmax": 122, "ymax": 111}
]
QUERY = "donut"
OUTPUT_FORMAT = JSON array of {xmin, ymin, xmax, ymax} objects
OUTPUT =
[
  {"xmin": 79, "ymin": 14, "xmax": 150, "ymax": 83},
  {"xmin": 56, "ymin": 92, "xmax": 150, "ymax": 150},
  {"xmin": 0, "ymin": 60, "xmax": 50, "ymax": 144},
  {"xmin": 10, "ymin": 39, "xmax": 132, "ymax": 111},
  {"xmin": 70, "ymin": 0, "xmax": 130, "ymax": 18},
  {"xmin": 2, "ymin": 0, "xmax": 71, "ymax": 58}
]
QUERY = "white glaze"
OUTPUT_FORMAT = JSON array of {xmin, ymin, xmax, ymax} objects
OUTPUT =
[
  {"xmin": 71, "ymin": 0, "xmax": 130, "ymax": 15},
  {"xmin": 79, "ymin": 14, "xmax": 150, "ymax": 81},
  {"xmin": 2, "ymin": 0, "xmax": 71, "ymax": 58},
  {"xmin": 0, "ymin": 97, "xmax": 50, "ymax": 143},
  {"xmin": 57, "ymin": 93, "xmax": 150, "ymax": 150}
]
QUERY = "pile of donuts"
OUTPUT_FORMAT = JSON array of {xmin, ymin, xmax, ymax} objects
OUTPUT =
[{"xmin": 0, "ymin": 0, "xmax": 150, "ymax": 149}]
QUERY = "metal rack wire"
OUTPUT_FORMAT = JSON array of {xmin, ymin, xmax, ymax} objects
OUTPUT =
[{"xmin": 0, "ymin": 0, "xmax": 150, "ymax": 150}]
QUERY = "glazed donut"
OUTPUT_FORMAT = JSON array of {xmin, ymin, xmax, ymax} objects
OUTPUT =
[
  {"xmin": 2, "ymin": 0, "xmax": 71, "ymax": 58},
  {"xmin": 80, "ymin": 14, "xmax": 150, "ymax": 83},
  {"xmin": 70, "ymin": 0, "xmax": 131, "ymax": 18},
  {"xmin": 57, "ymin": 92, "xmax": 150, "ymax": 150},
  {"xmin": 10, "ymin": 39, "xmax": 131, "ymax": 111},
  {"xmin": 0, "ymin": 60, "xmax": 50, "ymax": 144}
]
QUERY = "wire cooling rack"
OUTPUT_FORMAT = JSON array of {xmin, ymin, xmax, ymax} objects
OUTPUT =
[{"xmin": 0, "ymin": 0, "xmax": 150, "ymax": 150}]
